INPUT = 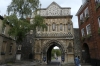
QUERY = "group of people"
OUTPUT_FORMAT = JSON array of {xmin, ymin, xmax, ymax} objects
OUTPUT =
[{"xmin": 74, "ymin": 56, "xmax": 81, "ymax": 66}]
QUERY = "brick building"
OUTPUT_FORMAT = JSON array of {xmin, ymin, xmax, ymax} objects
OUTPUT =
[{"xmin": 76, "ymin": 0, "xmax": 100, "ymax": 66}]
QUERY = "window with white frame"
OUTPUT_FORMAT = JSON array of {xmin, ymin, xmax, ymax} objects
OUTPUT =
[
  {"xmin": 81, "ymin": 28, "xmax": 85, "ymax": 37},
  {"xmin": 86, "ymin": 24, "xmax": 91, "ymax": 34},
  {"xmin": 84, "ymin": 7, "xmax": 89, "ymax": 17},
  {"xmin": 98, "ymin": 17, "xmax": 100, "ymax": 27},
  {"xmin": 18, "ymin": 45, "xmax": 22, "ymax": 50},
  {"xmin": 80, "ymin": 13, "xmax": 83, "ymax": 21}
]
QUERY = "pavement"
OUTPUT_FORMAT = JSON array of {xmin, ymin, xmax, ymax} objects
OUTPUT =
[{"xmin": 0, "ymin": 61, "xmax": 92, "ymax": 66}]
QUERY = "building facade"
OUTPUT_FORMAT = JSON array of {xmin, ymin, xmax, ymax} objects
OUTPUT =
[
  {"xmin": 76, "ymin": 0, "xmax": 100, "ymax": 66},
  {"xmin": 0, "ymin": 15, "xmax": 16, "ymax": 64},
  {"xmin": 30, "ymin": 2, "xmax": 75, "ymax": 64}
]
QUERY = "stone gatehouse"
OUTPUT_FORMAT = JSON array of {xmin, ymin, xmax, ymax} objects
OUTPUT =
[{"xmin": 30, "ymin": 2, "xmax": 74, "ymax": 64}]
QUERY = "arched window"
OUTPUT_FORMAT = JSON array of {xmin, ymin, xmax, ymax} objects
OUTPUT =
[
  {"xmin": 60, "ymin": 23, "xmax": 63, "ymax": 31},
  {"xmin": 52, "ymin": 23, "xmax": 56, "ymax": 31}
]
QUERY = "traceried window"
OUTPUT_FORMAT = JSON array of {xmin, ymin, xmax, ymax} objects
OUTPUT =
[
  {"xmin": 86, "ymin": 24, "xmax": 91, "ymax": 35},
  {"xmin": 98, "ymin": 17, "xmax": 100, "ymax": 27},
  {"xmin": 84, "ymin": 7, "xmax": 89, "ymax": 17},
  {"xmin": 60, "ymin": 23, "xmax": 63, "ymax": 31},
  {"xmin": 81, "ymin": 28, "xmax": 85, "ymax": 37},
  {"xmin": 52, "ymin": 23, "xmax": 56, "ymax": 31}
]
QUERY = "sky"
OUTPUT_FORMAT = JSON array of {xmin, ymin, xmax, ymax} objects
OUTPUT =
[{"xmin": 0, "ymin": 0, "xmax": 82, "ymax": 28}]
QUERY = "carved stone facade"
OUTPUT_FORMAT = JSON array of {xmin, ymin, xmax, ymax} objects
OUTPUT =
[{"xmin": 30, "ymin": 2, "xmax": 74, "ymax": 64}]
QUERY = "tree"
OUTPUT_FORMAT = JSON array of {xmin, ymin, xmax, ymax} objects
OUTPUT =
[
  {"xmin": 3, "ymin": 14, "xmax": 30, "ymax": 42},
  {"xmin": 7, "ymin": 0, "xmax": 39, "ymax": 18},
  {"xmin": 56, "ymin": 49, "xmax": 61, "ymax": 56},
  {"xmin": 6, "ymin": 0, "xmax": 40, "ymax": 42},
  {"xmin": 6, "ymin": 0, "xmax": 47, "ymax": 60},
  {"xmin": 51, "ymin": 49, "xmax": 61, "ymax": 57},
  {"xmin": 31, "ymin": 14, "xmax": 47, "ymax": 36}
]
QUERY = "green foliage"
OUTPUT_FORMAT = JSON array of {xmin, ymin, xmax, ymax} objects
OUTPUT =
[
  {"xmin": 86, "ymin": 34, "xmax": 92, "ymax": 39},
  {"xmin": 7, "ymin": 0, "xmax": 39, "ymax": 18},
  {"xmin": 6, "ymin": 0, "xmax": 47, "ymax": 43},
  {"xmin": 51, "ymin": 49, "xmax": 61, "ymax": 57},
  {"xmin": 3, "ymin": 14, "xmax": 30, "ymax": 42},
  {"xmin": 96, "ymin": 3, "xmax": 100, "ymax": 10},
  {"xmin": 81, "ymin": 36, "xmax": 85, "ymax": 41},
  {"xmin": 31, "ymin": 15, "xmax": 47, "ymax": 31}
]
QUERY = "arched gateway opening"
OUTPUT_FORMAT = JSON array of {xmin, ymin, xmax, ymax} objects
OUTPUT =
[
  {"xmin": 82, "ymin": 43, "xmax": 90, "ymax": 63},
  {"xmin": 42, "ymin": 40, "xmax": 65, "ymax": 64}
]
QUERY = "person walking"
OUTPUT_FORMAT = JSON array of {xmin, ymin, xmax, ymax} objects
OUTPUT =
[{"xmin": 74, "ymin": 56, "xmax": 80, "ymax": 66}]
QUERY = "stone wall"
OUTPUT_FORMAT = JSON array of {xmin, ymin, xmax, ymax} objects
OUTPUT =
[
  {"xmin": 0, "ymin": 16, "xmax": 16, "ymax": 64},
  {"xmin": 73, "ymin": 28, "xmax": 81, "ymax": 59}
]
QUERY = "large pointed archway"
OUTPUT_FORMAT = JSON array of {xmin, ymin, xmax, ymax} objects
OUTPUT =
[{"xmin": 42, "ymin": 40, "xmax": 65, "ymax": 64}]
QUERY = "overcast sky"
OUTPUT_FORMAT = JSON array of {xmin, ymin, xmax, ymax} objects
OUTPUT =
[{"xmin": 0, "ymin": 0, "xmax": 82, "ymax": 28}]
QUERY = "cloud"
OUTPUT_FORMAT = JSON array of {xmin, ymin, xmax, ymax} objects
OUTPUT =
[
  {"xmin": 0, "ymin": 0, "xmax": 11, "ymax": 15},
  {"xmin": 0, "ymin": 0, "xmax": 82, "ymax": 28}
]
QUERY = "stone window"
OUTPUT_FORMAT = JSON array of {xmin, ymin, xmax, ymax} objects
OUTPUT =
[
  {"xmin": 98, "ymin": 17, "xmax": 100, "ymax": 27},
  {"xmin": 86, "ymin": 24, "xmax": 91, "ymax": 35},
  {"xmin": 60, "ymin": 23, "xmax": 63, "ymax": 31},
  {"xmin": 52, "ymin": 23, "xmax": 56, "ymax": 31},
  {"xmin": 9, "ymin": 44, "xmax": 13, "ymax": 53},
  {"xmin": 81, "ymin": 28, "xmax": 85, "ymax": 37},
  {"xmin": 2, "ymin": 25, "xmax": 6, "ymax": 34}
]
